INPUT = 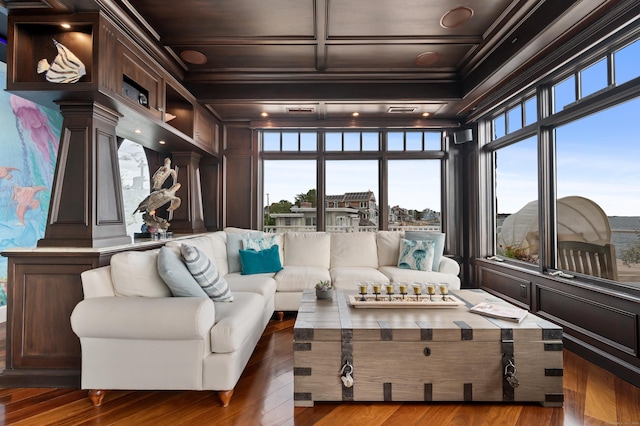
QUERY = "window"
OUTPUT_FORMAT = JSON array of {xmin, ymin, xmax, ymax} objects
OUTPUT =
[
  {"xmin": 580, "ymin": 58, "xmax": 608, "ymax": 98},
  {"xmin": 260, "ymin": 130, "xmax": 445, "ymax": 232},
  {"xmin": 494, "ymin": 137, "xmax": 538, "ymax": 262},
  {"xmin": 388, "ymin": 131, "xmax": 441, "ymax": 151},
  {"xmin": 118, "ymin": 139, "xmax": 150, "ymax": 237},
  {"xmin": 614, "ymin": 39, "xmax": 640, "ymax": 85},
  {"xmin": 388, "ymin": 159, "xmax": 441, "ymax": 231},
  {"xmin": 555, "ymin": 97, "xmax": 640, "ymax": 282},
  {"xmin": 263, "ymin": 160, "xmax": 316, "ymax": 232},
  {"xmin": 326, "ymin": 160, "xmax": 378, "ymax": 232},
  {"xmin": 486, "ymin": 33, "xmax": 640, "ymax": 285},
  {"xmin": 553, "ymin": 75, "xmax": 576, "ymax": 112},
  {"xmin": 263, "ymin": 131, "xmax": 317, "ymax": 152}
]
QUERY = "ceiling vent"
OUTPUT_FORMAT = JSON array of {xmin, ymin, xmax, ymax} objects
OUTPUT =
[
  {"xmin": 387, "ymin": 107, "xmax": 418, "ymax": 113},
  {"xmin": 286, "ymin": 107, "xmax": 315, "ymax": 113}
]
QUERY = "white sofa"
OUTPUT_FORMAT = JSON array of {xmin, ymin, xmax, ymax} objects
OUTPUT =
[{"xmin": 71, "ymin": 228, "xmax": 459, "ymax": 407}]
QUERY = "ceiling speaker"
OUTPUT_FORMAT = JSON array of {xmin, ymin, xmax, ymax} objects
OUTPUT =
[{"xmin": 453, "ymin": 128, "xmax": 473, "ymax": 144}]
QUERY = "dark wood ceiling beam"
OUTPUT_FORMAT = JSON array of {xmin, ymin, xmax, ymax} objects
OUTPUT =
[
  {"xmin": 315, "ymin": 0, "xmax": 327, "ymax": 72},
  {"xmin": 185, "ymin": 72, "xmax": 459, "ymax": 82},
  {"xmin": 156, "ymin": 36, "xmax": 484, "ymax": 46},
  {"xmin": 187, "ymin": 81, "xmax": 462, "ymax": 103}
]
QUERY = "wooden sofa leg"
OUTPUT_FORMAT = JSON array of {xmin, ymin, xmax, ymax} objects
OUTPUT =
[
  {"xmin": 277, "ymin": 311, "xmax": 284, "ymax": 321},
  {"xmin": 88, "ymin": 389, "xmax": 106, "ymax": 407},
  {"xmin": 218, "ymin": 390, "xmax": 234, "ymax": 407}
]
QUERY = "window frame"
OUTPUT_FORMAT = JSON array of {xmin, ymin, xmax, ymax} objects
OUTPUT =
[{"xmin": 260, "ymin": 129, "xmax": 446, "ymax": 232}]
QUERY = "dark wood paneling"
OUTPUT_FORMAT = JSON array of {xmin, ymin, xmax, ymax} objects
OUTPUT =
[
  {"xmin": 476, "ymin": 258, "xmax": 640, "ymax": 388},
  {"xmin": 12, "ymin": 264, "xmax": 85, "ymax": 368},
  {"xmin": 537, "ymin": 285, "xmax": 638, "ymax": 356},
  {"xmin": 479, "ymin": 266, "xmax": 531, "ymax": 307},
  {"xmin": 201, "ymin": 157, "xmax": 220, "ymax": 231},
  {"xmin": 223, "ymin": 125, "xmax": 256, "ymax": 229},
  {"xmin": 224, "ymin": 154, "xmax": 254, "ymax": 229}
]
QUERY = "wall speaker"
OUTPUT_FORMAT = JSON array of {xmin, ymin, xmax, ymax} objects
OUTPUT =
[{"xmin": 453, "ymin": 128, "xmax": 473, "ymax": 144}]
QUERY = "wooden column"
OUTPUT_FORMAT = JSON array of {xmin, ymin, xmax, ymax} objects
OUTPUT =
[
  {"xmin": 38, "ymin": 101, "xmax": 131, "ymax": 248},
  {"xmin": 169, "ymin": 151, "xmax": 207, "ymax": 234}
]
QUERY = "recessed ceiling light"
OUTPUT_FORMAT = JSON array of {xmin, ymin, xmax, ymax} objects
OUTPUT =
[
  {"xmin": 159, "ymin": 140, "xmax": 166, "ymax": 145},
  {"xmin": 60, "ymin": 23, "xmax": 71, "ymax": 29},
  {"xmin": 180, "ymin": 50, "xmax": 208, "ymax": 65},
  {"xmin": 261, "ymin": 112, "xmax": 269, "ymax": 117},
  {"xmin": 440, "ymin": 6, "xmax": 474, "ymax": 29},
  {"xmin": 422, "ymin": 112, "xmax": 431, "ymax": 117},
  {"xmin": 415, "ymin": 51, "xmax": 440, "ymax": 67},
  {"xmin": 352, "ymin": 112, "xmax": 360, "ymax": 117},
  {"xmin": 134, "ymin": 129, "xmax": 142, "ymax": 134}
]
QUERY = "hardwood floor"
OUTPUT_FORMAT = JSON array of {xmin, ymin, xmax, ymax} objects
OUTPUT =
[{"xmin": 0, "ymin": 315, "xmax": 639, "ymax": 425}]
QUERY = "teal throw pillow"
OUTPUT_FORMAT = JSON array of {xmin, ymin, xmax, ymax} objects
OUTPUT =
[
  {"xmin": 404, "ymin": 231, "xmax": 445, "ymax": 271},
  {"xmin": 398, "ymin": 238, "xmax": 435, "ymax": 271},
  {"xmin": 181, "ymin": 244, "xmax": 233, "ymax": 302},
  {"xmin": 157, "ymin": 247, "xmax": 208, "ymax": 297},
  {"xmin": 239, "ymin": 244, "xmax": 283, "ymax": 275}
]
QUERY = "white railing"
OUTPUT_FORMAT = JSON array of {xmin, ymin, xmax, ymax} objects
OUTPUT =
[{"xmin": 264, "ymin": 224, "xmax": 441, "ymax": 233}]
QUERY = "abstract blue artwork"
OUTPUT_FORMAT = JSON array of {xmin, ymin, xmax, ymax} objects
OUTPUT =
[{"xmin": 0, "ymin": 61, "xmax": 62, "ymax": 306}]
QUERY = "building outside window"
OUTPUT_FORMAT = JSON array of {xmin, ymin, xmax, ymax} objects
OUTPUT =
[{"xmin": 261, "ymin": 130, "xmax": 443, "ymax": 233}]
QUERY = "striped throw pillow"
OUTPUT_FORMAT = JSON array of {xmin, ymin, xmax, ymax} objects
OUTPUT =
[{"xmin": 181, "ymin": 244, "xmax": 233, "ymax": 302}]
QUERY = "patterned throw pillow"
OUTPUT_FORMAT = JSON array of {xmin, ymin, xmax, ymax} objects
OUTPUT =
[
  {"xmin": 397, "ymin": 238, "xmax": 435, "ymax": 271},
  {"xmin": 242, "ymin": 234, "xmax": 277, "ymax": 251},
  {"xmin": 181, "ymin": 244, "xmax": 233, "ymax": 302},
  {"xmin": 404, "ymin": 231, "xmax": 445, "ymax": 272}
]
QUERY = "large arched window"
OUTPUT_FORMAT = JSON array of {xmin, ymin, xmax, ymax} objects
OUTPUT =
[{"xmin": 118, "ymin": 139, "xmax": 150, "ymax": 236}]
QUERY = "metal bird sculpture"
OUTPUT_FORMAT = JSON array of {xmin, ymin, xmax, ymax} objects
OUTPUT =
[
  {"xmin": 151, "ymin": 157, "xmax": 177, "ymax": 190},
  {"xmin": 133, "ymin": 183, "xmax": 182, "ymax": 217}
]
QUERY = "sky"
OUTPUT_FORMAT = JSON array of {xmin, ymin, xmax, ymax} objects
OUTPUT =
[{"xmin": 497, "ymin": 91, "xmax": 640, "ymax": 217}]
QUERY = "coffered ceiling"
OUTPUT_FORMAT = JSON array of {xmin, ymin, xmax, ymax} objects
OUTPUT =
[{"xmin": 0, "ymin": 0, "xmax": 620, "ymax": 122}]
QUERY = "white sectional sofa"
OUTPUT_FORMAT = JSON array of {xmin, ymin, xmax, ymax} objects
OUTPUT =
[{"xmin": 71, "ymin": 228, "xmax": 460, "ymax": 407}]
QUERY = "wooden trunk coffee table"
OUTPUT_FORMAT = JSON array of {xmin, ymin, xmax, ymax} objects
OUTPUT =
[{"xmin": 293, "ymin": 289, "xmax": 563, "ymax": 407}]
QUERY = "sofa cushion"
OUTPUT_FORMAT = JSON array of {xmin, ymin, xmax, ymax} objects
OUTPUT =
[
  {"xmin": 239, "ymin": 245, "xmax": 283, "ymax": 275},
  {"xmin": 284, "ymin": 232, "xmax": 331, "ymax": 268},
  {"xmin": 224, "ymin": 273, "xmax": 277, "ymax": 300},
  {"xmin": 226, "ymin": 230, "xmax": 263, "ymax": 273},
  {"xmin": 377, "ymin": 231, "xmax": 404, "ymax": 266},
  {"xmin": 330, "ymin": 232, "xmax": 378, "ymax": 268},
  {"xmin": 110, "ymin": 250, "xmax": 171, "ymax": 297},
  {"xmin": 378, "ymin": 265, "xmax": 461, "ymax": 290},
  {"xmin": 398, "ymin": 238, "xmax": 435, "ymax": 271},
  {"xmin": 275, "ymin": 266, "xmax": 331, "ymax": 292},
  {"xmin": 157, "ymin": 247, "xmax": 208, "ymax": 297},
  {"xmin": 210, "ymin": 292, "xmax": 265, "ymax": 353},
  {"xmin": 404, "ymin": 231, "xmax": 445, "ymax": 272},
  {"xmin": 181, "ymin": 244, "xmax": 233, "ymax": 302},
  {"xmin": 165, "ymin": 233, "xmax": 230, "ymax": 276},
  {"xmin": 330, "ymin": 267, "xmax": 390, "ymax": 291}
]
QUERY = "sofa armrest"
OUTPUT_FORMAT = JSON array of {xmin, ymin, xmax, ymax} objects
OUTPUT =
[
  {"xmin": 439, "ymin": 256, "xmax": 460, "ymax": 276},
  {"xmin": 71, "ymin": 297, "xmax": 215, "ymax": 340}
]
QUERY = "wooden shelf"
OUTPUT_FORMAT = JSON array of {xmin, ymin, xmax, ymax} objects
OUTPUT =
[
  {"xmin": 165, "ymin": 83, "xmax": 194, "ymax": 138},
  {"xmin": 10, "ymin": 18, "xmax": 95, "ymax": 86}
]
